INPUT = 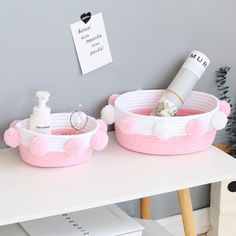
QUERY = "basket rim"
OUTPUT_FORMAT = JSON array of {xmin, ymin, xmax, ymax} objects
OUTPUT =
[
  {"xmin": 16, "ymin": 113, "xmax": 99, "ymax": 139},
  {"xmin": 114, "ymin": 90, "xmax": 219, "ymax": 120}
]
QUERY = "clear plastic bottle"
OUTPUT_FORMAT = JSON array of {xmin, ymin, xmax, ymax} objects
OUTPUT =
[{"xmin": 151, "ymin": 50, "xmax": 210, "ymax": 117}]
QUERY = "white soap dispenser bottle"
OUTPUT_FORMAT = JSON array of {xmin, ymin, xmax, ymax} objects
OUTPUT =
[{"xmin": 29, "ymin": 91, "xmax": 51, "ymax": 134}]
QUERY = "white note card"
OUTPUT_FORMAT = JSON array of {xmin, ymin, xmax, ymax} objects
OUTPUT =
[{"xmin": 70, "ymin": 13, "xmax": 112, "ymax": 74}]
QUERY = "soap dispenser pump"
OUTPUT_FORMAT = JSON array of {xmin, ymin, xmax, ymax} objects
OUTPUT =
[{"xmin": 29, "ymin": 91, "xmax": 51, "ymax": 134}]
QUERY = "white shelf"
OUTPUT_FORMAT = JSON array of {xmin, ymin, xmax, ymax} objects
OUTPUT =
[{"xmin": 0, "ymin": 132, "xmax": 236, "ymax": 226}]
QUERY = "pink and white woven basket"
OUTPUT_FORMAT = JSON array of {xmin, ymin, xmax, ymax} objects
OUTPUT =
[
  {"xmin": 4, "ymin": 113, "xmax": 108, "ymax": 167},
  {"xmin": 101, "ymin": 90, "xmax": 230, "ymax": 155}
]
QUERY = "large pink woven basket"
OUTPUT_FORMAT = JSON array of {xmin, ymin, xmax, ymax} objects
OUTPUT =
[{"xmin": 101, "ymin": 90, "xmax": 230, "ymax": 155}]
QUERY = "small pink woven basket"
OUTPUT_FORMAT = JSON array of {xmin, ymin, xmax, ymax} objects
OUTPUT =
[
  {"xmin": 4, "ymin": 113, "xmax": 108, "ymax": 167},
  {"xmin": 102, "ymin": 90, "xmax": 230, "ymax": 155}
]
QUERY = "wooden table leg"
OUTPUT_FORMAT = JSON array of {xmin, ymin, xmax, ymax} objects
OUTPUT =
[
  {"xmin": 178, "ymin": 189, "xmax": 197, "ymax": 236},
  {"xmin": 140, "ymin": 197, "xmax": 151, "ymax": 219}
]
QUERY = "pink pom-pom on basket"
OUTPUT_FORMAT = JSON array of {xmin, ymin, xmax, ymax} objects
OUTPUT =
[
  {"xmin": 65, "ymin": 138, "xmax": 85, "ymax": 158},
  {"xmin": 186, "ymin": 119, "xmax": 205, "ymax": 138},
  {"xmin": 97, "ymin": 119, "xmax": 108, "ymax": 133},
  {"xmin": 4, "ymin": 128, "xmax": 21, "ymax": 148},
  {"xmin": 219, "ymin": 100, "xmax": 231, "ymax": 116},
  {"xmin": 108, "ymin": 94, "xmax": 120, "ymax": 105},
  {"xmin": 29, "ymin": 136, "xmax": 49, "ymax": 157},
  {"xmin": 91, "ymin": 131, "xmax": 108, "ymax": 151},
  {"xmin": 119, "ymin": 116, "xmax": 137, "ymax": 135}
]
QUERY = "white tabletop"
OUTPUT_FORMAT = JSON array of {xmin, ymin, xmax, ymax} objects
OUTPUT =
[{"xmin": 0, "ymin": 132, "xmax": 236, "ymax": 226}]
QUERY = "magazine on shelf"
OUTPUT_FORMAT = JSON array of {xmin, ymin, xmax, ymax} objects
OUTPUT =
[{"xmin": 20, "ymin": 205, "xmax": 144, "ymax": 236}]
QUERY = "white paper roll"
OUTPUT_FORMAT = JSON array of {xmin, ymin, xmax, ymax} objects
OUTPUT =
[{"xmin": 152, "ymin": 50, "xmax": 210, "ymax": 117}]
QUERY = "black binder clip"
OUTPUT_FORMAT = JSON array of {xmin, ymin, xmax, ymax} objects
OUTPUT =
[{"xmin": 80, "ymin": 12, "xmax": 91, "ymax": 24}]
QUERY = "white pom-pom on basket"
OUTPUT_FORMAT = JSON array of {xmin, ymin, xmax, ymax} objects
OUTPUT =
[
  {"xmin": 101, "ymin": 104, "xmax": 115, "ymax": 125},
  {"xmin": 113, "ymin": 90, "xmax": 228, "ymax": 155},
  {"xmin": 211, "ymin": 111, "xmax": 228, "ymax": 130},
  {"xmin": 153, "ymin": 121, "xmax": 173, "ymax": 140}
]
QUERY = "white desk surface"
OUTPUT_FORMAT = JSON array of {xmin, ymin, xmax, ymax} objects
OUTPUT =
[{"xmin": 0, "ymin": 132, "xmax": 236, "ymax": 226}]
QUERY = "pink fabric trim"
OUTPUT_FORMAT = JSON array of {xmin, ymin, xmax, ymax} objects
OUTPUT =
[
  {"xmin": 19, "ymin": 145, "xmax": 93, "ymax": 167},
  {"xmin": 52, "ymin": 129, "xmax": 84, "ymax": 135},
  {"xmin": 108, "ymin": 94, "xmax": 120, "ymax": 105},
  {"xmin": 97, "ymin": 119, "xmax": 108, "ymax": 133},
  {"xmin": 219, "ymin": 100, "xmax": 231, "ymax": 116},
  {"xmin": 186, "ymin": 119, "xmax": 206, "ymax": 138},
  {"xmin": 119, "ymin": 116, "xmax": 137, "ymax": 134},
  {"xmin": 91, "ymin": 131, "xmax": 109, "ymax": 151},
  {"xmin": 64, "ymin": 138, "xmax": 85, "ymax": 157},
  {"xmin": 4, "ymin": 128, "xmax": 21, "ymax": 148},
  {"xmin": 131, "ymin": 108, "xmax": 203, "ymax": 116},
  {"xmin": 115, "ymin": 127, "xmax": 216, "ymax": 155},
  {"xmin": 10, "ymin": 120, "xmax": 21, "ymax": 128},
  {"xmin": 29, "ymin": 136, "xmax": 49, "ymax": 157}
]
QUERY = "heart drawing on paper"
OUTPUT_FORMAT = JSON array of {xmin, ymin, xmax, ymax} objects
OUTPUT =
[{"xmin": 80, "ymin": 12, "xmax": 91, "ymax": 24}]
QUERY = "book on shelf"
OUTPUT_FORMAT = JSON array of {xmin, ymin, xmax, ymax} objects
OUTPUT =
[{"xmin": 20, "ymin": 205, "xmax": 144, "ymax": 236}]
